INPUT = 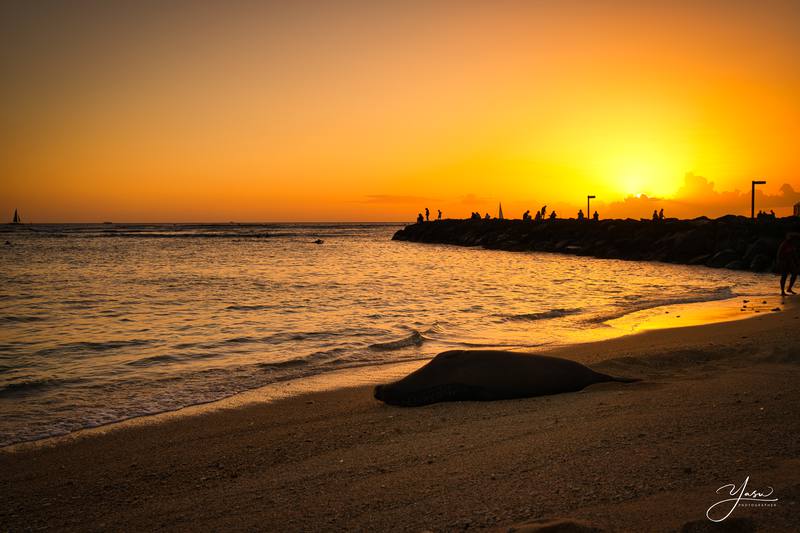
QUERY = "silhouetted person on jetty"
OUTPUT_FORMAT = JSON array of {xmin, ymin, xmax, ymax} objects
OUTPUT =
[
  {"xmin": 593, "ymin": 210, "xmax": 599, "ymax": 221},
  {"xmin": 577, "ymin": 209, "xmax": 584, "ymax": 220},
  {"xmin": 777, "ymin": 234, "xmax": 799, "ymax": 295},
  {"xmin": 484, "ymin": 213, "xmax": 491, "ymax": 219},
  {"xmin": 470, "ymin": 212, "xmax": 480, "ymax": 220},
  {"xmin": 437, "ymin": 209, "xmax": 442, "ymax": 220},
  {"xmin": 540, "ymin": 206, "xmax": 547, "ymax": 219},
  {"xmin": 522, "ymin": 210, "xmax": 530, "ymax": 221},
  {"xmin": 549, "ymin": 210, "xmax": 557, "ymax": 220},
  {"xmin": 652, "ymin": 209, "xmax": 659, "ymax": 221},
  {"xmin": 425, "ymin": 208, "xmax": 430, "ymax": 221},
  {"xmin": 534, "ymin": 211, "xmax": 542, "ymax": 222},
  {"xmin": 417, "ymin": 213, "xmax": 424, "ymax": 224},
  {"xmin": 659, "ymin": 208, "xmax": 664, "ymax": 220}
]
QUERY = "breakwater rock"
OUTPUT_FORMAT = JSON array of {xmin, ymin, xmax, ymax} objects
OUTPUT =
[{"xmin": 392, "ymin": 216, "xmax": 800, "ymax": 273}]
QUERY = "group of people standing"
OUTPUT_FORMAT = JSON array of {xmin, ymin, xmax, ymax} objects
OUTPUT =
[
  {"xmin": 416, "ymin": 207, "xmax": 442, "ymax": 224},
  {"xmin": 417, "ymin": 205, "xmax": 604, "ymax": 222},
  {"xmin": 414, "ymin": 205, "xmax": 685, "ymax": 223},
  {"xmin": 576, "ymin": 209, "xmax": 599, "ymax": 221},
  {"xmin": 521, "ymin": 206, "xmax": 558, "ymax": 221}
]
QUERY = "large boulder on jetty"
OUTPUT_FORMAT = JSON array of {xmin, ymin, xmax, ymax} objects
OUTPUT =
[
  {"xmin": 749, "ymin": 253, "xmax": 773, "ymax": 272},
  {"xmin": 655, "ymin": 229, "xmax": 713, "ymax": 261},
  {"xmin": 743, "ymin": 237, "xmax": 779, "ymax": 263},
  {"xmin": 706, "ymin": 249, "xmax": 740, "ymax": 268}
]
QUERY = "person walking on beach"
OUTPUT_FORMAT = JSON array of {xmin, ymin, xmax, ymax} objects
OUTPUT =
[
  {"xmin": 437, "ymin": 209, "xmax": 442, "ymax": 220},
  {"xmin": 777, "ymin": 233, "xmax": 799, "ymax": 295}
]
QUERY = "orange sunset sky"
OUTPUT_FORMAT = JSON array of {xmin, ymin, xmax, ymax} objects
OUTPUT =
[{"xmin": 2, "ymin": 1, "xmax": 799, "ymax": 222}]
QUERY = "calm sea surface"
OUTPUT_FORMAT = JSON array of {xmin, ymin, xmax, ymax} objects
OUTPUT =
[{"xmin": 0, "ymin": 223, "xmax": 775, "ymax": 446}]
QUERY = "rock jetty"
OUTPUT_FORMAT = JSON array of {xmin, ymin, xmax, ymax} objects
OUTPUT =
[{"xmin": 392, "ymin": 216, "xmax": 800, "ymax": 273}]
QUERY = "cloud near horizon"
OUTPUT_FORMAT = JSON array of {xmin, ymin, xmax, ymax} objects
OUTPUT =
[{"xmin": 601, "ymin": 173, "xmax": 800, "ymax": 219}]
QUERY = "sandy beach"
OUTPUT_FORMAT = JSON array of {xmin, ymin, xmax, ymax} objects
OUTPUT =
[{"xmin": 2, "ymin": 299, "xmax": 799, "ymax": 532}]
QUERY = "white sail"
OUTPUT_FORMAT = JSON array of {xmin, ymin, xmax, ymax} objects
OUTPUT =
[{"xmin": 498, "ymin": 203, "xmax": 504, "ymax": 220}]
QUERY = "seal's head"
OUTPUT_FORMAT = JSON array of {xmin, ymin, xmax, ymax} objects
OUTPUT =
[
  {"xmin": 373, "ymin": 384, "xmax": 386, "ymax": 401},
  {"xmin": 374, "ymin": 382, "xmax": 403, "ymax": 404}
]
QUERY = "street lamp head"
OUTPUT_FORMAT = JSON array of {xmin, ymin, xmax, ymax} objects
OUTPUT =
[
  {"xmin": 588, "ymin": 195, "xmax": 596, "ymax": 199},
  {"xmin": 753, "ymin": 180, "xmax": 766, "ymax": 185}
]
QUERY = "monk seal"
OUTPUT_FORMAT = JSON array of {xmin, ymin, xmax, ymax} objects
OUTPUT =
[{"xmin": 374, "ymin": 350, "xmax": 638, "ymax": 406}]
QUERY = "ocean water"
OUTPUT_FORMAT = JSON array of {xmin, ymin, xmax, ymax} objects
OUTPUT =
[{"xmin": 0, "ymin": 223, "xmax": 775, "ymax": 446}]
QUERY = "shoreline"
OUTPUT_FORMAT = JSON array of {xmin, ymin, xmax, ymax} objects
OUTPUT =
[
  {"xmin": 2, "ymin": 298, "xmax": 799, "ymax": 531},
  {"xmin": 1, "ymin": 293, "xmax": 785, "ymax": 453},
  {"xmin": 0, "ymin": 358, "xmax": 431, "ymax": 454}
]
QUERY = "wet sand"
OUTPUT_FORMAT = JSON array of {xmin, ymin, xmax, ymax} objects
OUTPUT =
[{"xmin": 2, "ymin": 298, "xmax": 799, "ymax": 531}]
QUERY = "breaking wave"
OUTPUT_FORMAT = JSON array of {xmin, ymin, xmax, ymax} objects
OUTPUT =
[
  {"xmin": 498, "ymin": 308, "xmax": 583, "ymax": 322},
  {"xmin": 588, "ymin": 286, "xmax": 736, "ymax": 324},
  {"xmin": 369, "ymin": 330, "xmax": 426, "ymax": 351},
  {"xmin": 0, "ymin": 378, "xmax": 82, "ymax": 398}
]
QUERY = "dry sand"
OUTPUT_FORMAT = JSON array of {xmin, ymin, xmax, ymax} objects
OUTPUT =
[{"xmin": 2, "ymin": 299, "xmax": 799, "ymax": 532}]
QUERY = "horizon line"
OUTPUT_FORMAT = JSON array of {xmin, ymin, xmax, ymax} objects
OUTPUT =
[{"xmin": 5, "ymin": 213, "xmax": 796, "ymax": 225}]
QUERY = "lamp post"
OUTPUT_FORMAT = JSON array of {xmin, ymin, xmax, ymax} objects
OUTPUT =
[
  {"xmin": 751, "ymin": 180, "xmax": 766, "ymax": 219},
  {"xmin": 587, "ymin": 195, "xmax": 595, "ymax": 219}
]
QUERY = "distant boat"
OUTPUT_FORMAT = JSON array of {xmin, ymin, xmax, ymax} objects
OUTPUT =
[
  {"xmin": 12, "ymin": 209, "xmax": 21, "ymax": 224},
  {"xmin": 498, "ymin": 203, "xmax": 504, "ymax": 220}
]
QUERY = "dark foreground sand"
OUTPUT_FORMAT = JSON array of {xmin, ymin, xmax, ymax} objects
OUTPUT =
[{"xmin": 2, "ymin": 301, "xmax": 799, "ymax": 532}]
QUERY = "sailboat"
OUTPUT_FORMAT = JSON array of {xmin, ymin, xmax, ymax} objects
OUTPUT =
[
  {"xmin": 498, "ymin": 203, "xmax": 504, "ymax": 220},
  {"xmin": 12, "ymin": 209, "xmax": 21, "ymax": 224}
]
